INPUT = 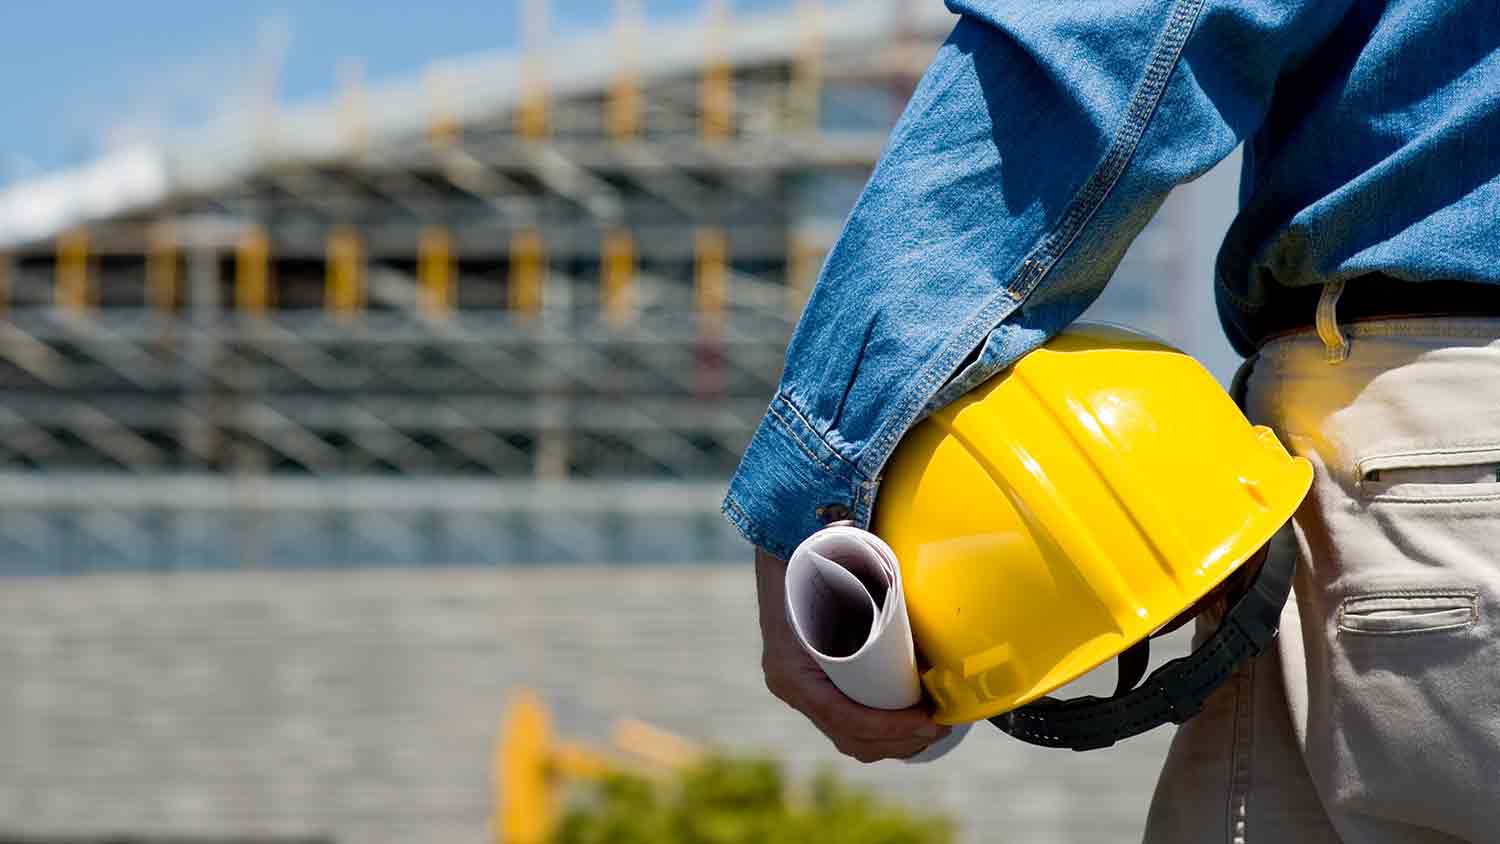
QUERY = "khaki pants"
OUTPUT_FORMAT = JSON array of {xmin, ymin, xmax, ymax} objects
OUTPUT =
[{"xmin": 1145, "ymin": 316, "xmax": 1500, "ymax": 844}]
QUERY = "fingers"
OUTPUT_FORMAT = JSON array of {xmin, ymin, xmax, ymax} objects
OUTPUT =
[
  {"xmin": 753, "ymin": 544, "xmax": 951, "ymax": 764},
  {"xmin": 830, "ymin": 732, "xmax": 945, "ymax": 764},
  {"xmin": 775, "ymin": 679, "xmax": 952, "ymax": 762},
  {"xmin": 799, "ymin": 672, "xmax": 938, "ymax": 742},
  {"xmin": 818, "ymin": 706, "xmax": 952, "ymax": 763},
  {"xmin": 764, "ymin": 649, "xmax": 950, "ymax": 762}
]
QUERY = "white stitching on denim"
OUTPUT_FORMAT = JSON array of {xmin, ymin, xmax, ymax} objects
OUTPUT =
[
  {"xmin": 852, "ymin": 0, "xmax": 1209, "ymax": 491},
  {"xmin": 863, "ymin": 292, "xmax": 1018, "ymax": 473},
  {"xmin": 765, "ymin": 401, "xmax": 841, "ymax": 474},
  {"xmin": 1005, "ymin": 0, "xmax": 1207, "ymax": 306},
  {"xmin": 767, "ymin": 395, "xmax": 868, "ymax": 482},
  {"xmin": 722, "ymin": 495, "xmax": 781, "ymax": 557}
]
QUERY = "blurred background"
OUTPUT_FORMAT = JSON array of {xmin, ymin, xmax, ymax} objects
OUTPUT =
[{"xmin": 0, "ymin": 1, "xmax": 1241, "ymax": 841}]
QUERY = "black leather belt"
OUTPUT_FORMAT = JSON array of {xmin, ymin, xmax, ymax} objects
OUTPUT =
[{"xmin": 1251, "ymin": 274, "xmax": 1500, "ymax": 348}]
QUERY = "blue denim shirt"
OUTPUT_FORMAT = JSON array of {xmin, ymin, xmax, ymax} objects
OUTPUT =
[{"xmin": 724, "ymin": 0, "xmax": 1500, "ymax": 561}]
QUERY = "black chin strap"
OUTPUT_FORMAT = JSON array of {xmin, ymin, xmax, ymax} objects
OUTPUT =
[
  {"xmin": 989, "ymin": 546, "xmax": 1295, "ymax": 751},
  {"xmin": 1112, "ymin": 638, "xmax": 1152, "ymax": 698}
]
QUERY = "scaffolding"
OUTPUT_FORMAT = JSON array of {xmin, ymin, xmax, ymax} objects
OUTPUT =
[
  {"xmin": 0, "ymin": 1, "xmax": 957, "ymax": 569},
  {"xmin": 0, "ymin": 0, "xmax": 1195, "ymax": 569}
]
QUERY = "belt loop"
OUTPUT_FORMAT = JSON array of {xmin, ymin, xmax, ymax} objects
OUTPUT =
[{"xmin": 1315, "ymin": 280, "xmax": 1349, "ymax": 364}]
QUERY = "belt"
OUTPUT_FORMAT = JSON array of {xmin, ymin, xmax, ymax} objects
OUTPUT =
[{"xmin": 1252, "ymin": 274, "xmax": 1500, "ymax": 348}]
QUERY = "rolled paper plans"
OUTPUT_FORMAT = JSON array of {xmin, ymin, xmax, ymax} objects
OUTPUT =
[{"xmin": 785, "ymin": 523, "xmax": 969, "ymax": 763}]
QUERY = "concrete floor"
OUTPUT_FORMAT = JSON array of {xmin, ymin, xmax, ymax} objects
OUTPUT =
[{"xmin": 0, "ymin": 566, "xmax": 1187, "ymax": 843}]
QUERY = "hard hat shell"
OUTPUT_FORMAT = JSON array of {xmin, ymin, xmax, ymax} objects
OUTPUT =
[{"xmin": 873, "ymin": 323, "xmax": 1312, "ymax": 725}]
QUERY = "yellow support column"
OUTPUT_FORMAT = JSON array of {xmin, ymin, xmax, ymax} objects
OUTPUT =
[
  {"xmin": 791, "ymin": 0, "xmax": 824, "ymax": 130},
  {"xmin": 517, "ymin": 66, "xmax": 549, "ymax": 140},
  {"xmin": 517, "ymin": 0, "xmax": 550, "ymax": 140},
  {"xmin": 701, "ymin": 0, "xmax": 733, "ymax": 142},
  {"xmin": 509, "ymin": 229, "xmax": 545, "ymax": 317},
  {"xmin": 236, "ymin": 226, "xmax": 271, "ymax": 316},
  {"xmin": 608, "ymin": 0, "xmax": 644, "ymax": 141},
  {"xmin": 497, "ymin": 690, "xmax": 555, "ymax": 844},
  {"xmin": 56, "ymin": 229, "xmax": 93, "ymax": 313},
  {"xmin": 419, "ymin": 226, "xmax": 455, "ymax": 318},
  {"xmin": 696, "ymin": 228, "xmax": 728, "ymax": 399},
  {"xmin": 326, "ymin": 227, "xmax": 365, "ymax": 318},
  {"xmin": 695, "ymin": 227, "xmax": 728, "ymax": 325},
  {"xmin": 786, "ymin": 231, "xmax": 824, "ymax": 317},
  {"xmin": 602, "ymin": 229, "xmax": 636, "ymax": 326},
  {"xmin": 147, "ymin": 222, "xmax": 179, "ymax": 314}
]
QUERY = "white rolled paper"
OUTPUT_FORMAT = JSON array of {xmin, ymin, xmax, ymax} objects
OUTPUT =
[{"xmin": 785, "ymin": 523, "xmax": 969, "ymax": 763}]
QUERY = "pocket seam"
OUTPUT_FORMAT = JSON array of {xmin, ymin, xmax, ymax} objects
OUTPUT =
[
  {"xmin": 1363, "ymin": 489, "xmax": 1500, "ymax": 504},
  {"xmin": 1356, "ymin": 449, "xmax": 1500, "ymax": 500},
  {"xmin": 1337, "ymin": 590, "xmax": 1479, "ymax": 637},
  {"xmin": 1357, "ymin": 446, "xmax": 1500, "ymax": 502},
  {"xmin": 1358, "ymin": 444, "xmax": 1500, "ymax": 464}
]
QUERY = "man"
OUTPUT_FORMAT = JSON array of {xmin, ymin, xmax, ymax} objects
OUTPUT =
[{"xmin": 725, "ymin": 1, "xmax": 1500, "ymax": 841}]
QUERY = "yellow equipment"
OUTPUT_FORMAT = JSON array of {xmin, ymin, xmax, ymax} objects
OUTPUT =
[
  {"xmin": 496, "ymin": 690, "xmax": 702, "ymax": 844},
  {"xmin": 873, "ymin": 323, "xmax": 1311, "ymax": 746}
]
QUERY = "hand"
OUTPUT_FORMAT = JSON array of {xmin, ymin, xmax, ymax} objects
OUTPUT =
[{"xmin": 753, "ymin": 546, "xmax": 951, "ymax": 763}]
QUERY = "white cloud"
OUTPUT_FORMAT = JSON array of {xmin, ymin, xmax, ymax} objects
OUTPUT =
[{"xmin": 99, "ymin": 12, "xmax": 297, "ymax": 156}]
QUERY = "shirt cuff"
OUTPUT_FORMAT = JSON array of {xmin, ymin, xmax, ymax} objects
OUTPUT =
[{"xmin": 720, "ymin": 393, "xmax": 873, "ymax": 562}]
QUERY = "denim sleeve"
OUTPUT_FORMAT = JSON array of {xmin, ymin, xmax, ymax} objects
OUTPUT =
[{"xmin": 723, "ymin": 0, "xmax": 1352, "ymax": 561}]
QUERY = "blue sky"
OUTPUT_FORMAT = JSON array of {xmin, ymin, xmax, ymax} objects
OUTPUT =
[{"xmin": 0, "ymin": 1, "xmax": 789, "ymax": 184}]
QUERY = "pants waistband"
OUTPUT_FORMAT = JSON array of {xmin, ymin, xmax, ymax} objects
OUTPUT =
[
  {"xmin": 1255, "ymin": 315, "xmax": 1500, "ymax": 369},
  {"xmin": 1243, "ymin": 315, "xmax": 1500, "ymax": 491},
  {"xmin": 1253, "ymin": 274, "xmax": 1500, "ymax": 349}
]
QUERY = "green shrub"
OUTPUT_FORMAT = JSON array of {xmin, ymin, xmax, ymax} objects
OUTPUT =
[{"xmin": 552, "ymin": 755, "xmax": 954, "ymax": 844}]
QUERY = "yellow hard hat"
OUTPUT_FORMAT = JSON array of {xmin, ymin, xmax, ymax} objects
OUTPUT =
[{"xmin": 872, "ymin": 323, "xmax": 1312, "ymax": 745}]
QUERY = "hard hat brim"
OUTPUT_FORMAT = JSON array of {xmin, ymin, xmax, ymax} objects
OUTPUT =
[{"xmin": 929, "ymin": 449, "xmax": 1311, "ymax": 725}]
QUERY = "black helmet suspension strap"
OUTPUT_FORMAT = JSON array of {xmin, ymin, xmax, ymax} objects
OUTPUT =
[{"xmin": 988, "ymin": 545, "xmax": 1294, "ymax": 751}]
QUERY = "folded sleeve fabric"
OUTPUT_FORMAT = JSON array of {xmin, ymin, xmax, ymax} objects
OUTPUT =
[{"xmin": 723, "ymin": 0, "xmax": 1353, "ymax": 561}]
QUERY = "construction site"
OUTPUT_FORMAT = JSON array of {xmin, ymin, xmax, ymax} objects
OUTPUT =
[
  {"xmin": 0, "ymin": 0, "xmax": 1230, "ymax": 572},
  {"xmin": 0, "ymin": 1, "xmax": 966, "ymax": 571},
  {"xmin": 0, "ymin": 1, "xmax": 1238, "ymax": 841}
]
